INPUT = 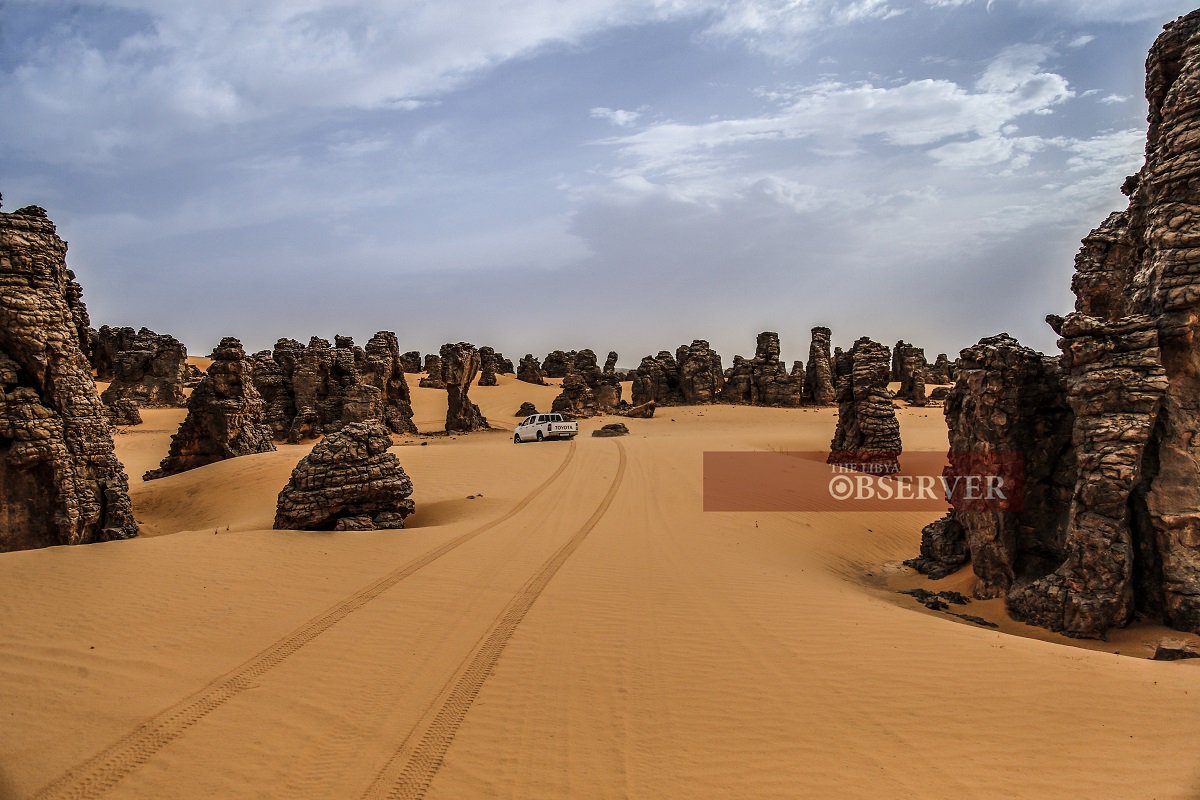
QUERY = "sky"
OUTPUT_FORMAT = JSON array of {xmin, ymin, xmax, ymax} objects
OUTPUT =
[{"xmin": 2, "ymin": 0, "xmax": 1196, "ymax": 367}]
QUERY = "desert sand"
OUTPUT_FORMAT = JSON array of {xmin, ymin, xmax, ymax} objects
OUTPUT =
[{"xmin": 1, "ymin": 373, "xmax": 1198, "ymax": 799}]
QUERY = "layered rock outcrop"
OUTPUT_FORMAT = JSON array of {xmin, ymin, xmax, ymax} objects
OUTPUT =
[
  {"xmin": 0, "ymin": 205, "xmax": 138, "ymax": 551},
  {"xmin": 804, "ymin": 326, "xmax": 836, "ymax": 405},
  {"xmin": 911, "ymin": 8, "xmax": 1200, "ymax": 638},
  {"xmin": 145, "ymin": 337, "xmax": 276, "ymax": 479},
  {"xmin": 441, "ymin": 342, "xmax": 489, "ymax": 432},
  {"xmin": 720, "ymin": 331, "xmax": 802, "ymax": 406},
  {"xmin": 551, "ymin": 349, "xmax": 622, "ymax": 416},
  {"xmin": 399, "ymin": 351, "xmax": 423, "ymax": 373},
  {"xmin": 927, "ymin": 353, "xmax": 955, "ymax": 384},
  {"xmin": 827, "ymin": 337, "xmax": 901, "ymax": 473},
  {"xmin": 92, "ymin": 325, "xmax": 142, "ymax": 381},
  {"xmin": 542, "ymin": 350, "xmax": 574, "ymax": 378},
  {"xmin": 251, "ymin": 333, "xmax": 415, "ymax": 443},
  {"xmin": 479, "ymin": 346, "xmax": 500, "ymax": 387},
  {"xmin": 99, "ymin": 328, "xmax": 189, "ymax": 413},
  {"xmin": 273, "ymin": 421, "xmax": 414, "ymax": 531},
  {"xmin": 418, "ymin": 354, "xmax": 445, "ymax": 389},
  {"xmin": 896, "ymin": 346, "xmax": 928, "ymax": 406},
  {"xmin": 517, "ymin": 354, "xmax": 546, "ymax": 385},
  {"xmin": 516, "ymin": 401, "xmax": 538, "ymax": 417}
]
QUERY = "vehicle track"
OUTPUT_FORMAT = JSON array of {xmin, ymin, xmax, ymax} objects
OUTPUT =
[
  {"xmin": 361, "ymin": 440, "xmax": 627, "ymax": 800},
  {"xmin": 31, "ymin": 440, "xmax": 578, "ymax": 800}
]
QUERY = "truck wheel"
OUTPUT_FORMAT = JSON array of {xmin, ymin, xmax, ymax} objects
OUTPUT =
[
  {"xmin": 514, "ymin": 433, "xmax": 521, "ymax": 444},
  {"xmin": 536, "ymin": 431, "xmax": 544, "ymax": 442}
]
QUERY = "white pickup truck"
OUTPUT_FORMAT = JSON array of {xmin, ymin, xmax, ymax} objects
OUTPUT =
[{"xmin": 514, "ymin": 413, "xmax": 578, "ymax": 443}]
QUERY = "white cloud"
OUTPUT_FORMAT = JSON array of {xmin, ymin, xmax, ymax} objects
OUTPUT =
[
  {"xmin": 1099, "ymin": 93, "xmax": 1131, "ymax": 104},
  {"xmin": 1067, "ymin": 34, "xmax": 1096, "ymax": 47},
  {"xmin": 590, "ymin": 107, "xmax": 643, "ymax": 127}
]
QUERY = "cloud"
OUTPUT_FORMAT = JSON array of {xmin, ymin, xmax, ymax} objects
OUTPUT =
[
  {"xmin": 590, "ymin": 107, "xmax": 643, "ymax": 126},
  {"xmin": 1067, "ymin": 34, "xmax": 1096, "ymax": 47}
]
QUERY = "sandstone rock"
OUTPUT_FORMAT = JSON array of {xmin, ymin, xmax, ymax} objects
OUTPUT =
[
  {"xmin": 621, "ymin": 399, "xmax": 655, "ymax": 418},
  {"xmin": 904, "ymin": 516, "xmax": 969, "ymax": 580},
  {"xmin": 929, "ymin": 386, "xmax": 950, "ymax": 401},
  {"xmin": 551, "ymin": 371, "xmax": 597, "ymax": 418},
  {"xmin": 677, "ymin": 340, "xmax": 724, "ymax": 404},
  {"xmin": 632, "ymin": 351, "xmax": 681, "ymax": 406},
  {"xmin": 603, "ymin": 351, "xmax": 618, "ymax": 375},
  {"xmin": 0, "ymin": 205, "xmax": 138, "ymax": 551},
  {"xmin": 552, "ymin": 350, "xmax": 622, "ymax": 416},
  {"xmin": 804, "ymin": 326, "xmax": 837, "ymax": 405},
  {"xmin": 273, "ymin": 421, "xmax": 414, "ymax": 531},
  {"xmin": 517, "ymin": 354, "xmax": 546, "ymax": 385},
  {"xmin": 418, "ymin": 354, "xmax": 445, "ymax": 389},
  {"xmin": 827, "ymin": 337, "xmax": 901, "ymax": 473},
  {"xmin": 441, "ymin": 342, "xmax": 489, "ymax": 432},
  {"xmin": 145, "ymin": 337, "xmax": 276, "ymax": 479},
  {"xmin": 99, "ymin": 328, "xmax": 189, "ymax": 412},
  {"xmin": 478, "ymin": 346, "xmax": 499, "ymax": 387},
  {"xmin": 914, "ymin": 12, "xmax": 1200, "ymax": 637},
  {"xmin": 927, "ymin": 353, "xmax": 955, "ymax": 384},
  {"xmin": 495, "ymin": 353, "xmax": 514, "ymax": 374},
  {"xmin": 106, "ymin": 398, "xmax": 143, "ymax": 427},
  {"xmin": 542, "ymin": 350, "xmax": 575, "ymax": 378},
  {"xmin": 719, "ymin": 332, "xmax": 801, "ymax": 406},
  {"xmin": 92, "ymin": 325, "xmax": 142, "ymax": 381},
  {"xmin": 361, "ymin": 331, "xmax": 417, "ymax": 435},
  {"xmin": 516, "ymin": 401, "xmax": 538, "ymax": 417},
  {"xmin": 893, "ymin": 342, "xmax": 929, "ymax": 406},
  {"xmin": 592, "ymin": 422, "xmax": 629, "ymax": 437},
  {"xmin": 399, "ymin": 350, "xmax": 423, "ymax": 373}
]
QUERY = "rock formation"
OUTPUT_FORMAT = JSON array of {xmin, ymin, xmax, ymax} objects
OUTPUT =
[
  {"xmin": 106, "ymin": 398, "xmax": 143, "ymax": 427},
  {"xmin": 418, "ymin": 353, "xmax": 445, "ymax": 389},
  {"xmin": 893, "ymin": 342, "xmax": 929, "ymax": 405},
  {"xmin": 399, "ymin": 350, "xmax": 423, "ymax": 373},
  {"xmin": 273, "ymin": 421, "xmax": 415, "ymax": 531},
  {"xmin": 827, "ymin": 337, "xmax": 901, "ymax": 473},
  {"xmin": 542, "ymin": 350, "xmax": 575, "ymax": 378},
  {"xmin": 632, "ymin": 351, "xmax": 682, "ymax": 406},
  {"xmin": 910, "ymin": 13, "xmax": 1200, "ymax": 637},
  {"xmin": 927, "ymin": 353, "xmax": 955, "ymax": 384},
  {"xmin": 621, "ymin": 399, "xmax": 655, "ymax": 418},
  {"xmin": 676, "ymin": 340, "xmax": 724, "ymax": 404},
  {"xmin": 479, "ymin": 346, "xmax": 499, "ymax": 387},
  {"xmin": 99, "ymin": 328, "xmax": 189, "ymax": 414},
  {"xmin": 550, "ymin": 350, "xmax": 622, "ymax": 416},
  {"xmin": 516, "ymin": 401, "xmax": 538, "ymax": 417},
  {"xmin": 592, "ymin": 422, "xmax": 629, "ymax": 437},
  {"xmin": 495, "ymin": 353, "xmax": 514, "ymax": 374},
  {"xmin": 719, "ymin": 332, "xmax": 802, "ymax": 406},
  {"xmin": 517, "ymin": 354, "xmax": 546, "ymax": 385},
  {"xmin": 804, "ymin": 326, "xmax": 837, "ymax": 405},
  {"xmin": 145, "ymin": 337, "xmax": 276, "ymax": 479},
  {"xmin": 441, "ymin": 342, "xmax": 489, "ymax": 432},
  {"xmin": 0, "ymin": 205, "xmax": 138, "ymax": 551},
  {"xmin": 551, "ymin": 371, "xmax": 597, "ymax": 418},
  {"xmin": 251, "ymin": 333, "xmax": 415, "ymax": 443},
  {"xmin": 92, "ymin": 325, "xmax": 142, "ymax": 381},
  {"xmin": 603, "ymin": 351, "xmax": 618, "ymax": 375}
]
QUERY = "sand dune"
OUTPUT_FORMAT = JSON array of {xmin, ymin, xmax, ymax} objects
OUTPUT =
[{"xmin": 1, "ymin": 377, "xmax": 1198, "ymax": 799}]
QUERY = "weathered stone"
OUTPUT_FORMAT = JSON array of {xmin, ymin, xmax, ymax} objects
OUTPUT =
[
  {"xmin": 927, "ymin": 353, "xmax": 955, "ymax": 384},
  {"xmin": 399, "ymin": 350, "xmax": 423, "ymax": 373},
  {"xmin": 632, "ymin": 351, "xmax": 681, "ymax": 406},
  {"xmin": 929, "ymin": 386, "xmax": 950, "ymax": 401},
  {"xmin": 517, "ymin": 354, "xmax": 546, "ymax": 385},
  {"xmin": 592, "ymin": 422, "xmax": 629, "ymax": 437},
  {"xmin": 827, "ymin": 337, "xmax": 901, "ymax": 473},
  {"xmin": 721, "ymin": 331, "xmax": 802, "ymax": 406},
  {"xmin": 106, "ymin": 398, "xmax": 143, "ymax": 427},
  {"xmin": 893, "ymin": 342, "xmax": 929, "ymax": 406},
  {"xmin": 495, "ymin": 353, "xmax": 514, "ymax": 374},
  {"xmin": 478, "ymin": 346, "xmax": 499, "ymax": 387},
  {"xmin": 92, "ymin": 325, "xmax": 142, "ymax": 381},
  {"xmin": 621, "ymin": 399, "xmax": 656, "ymax": 418},
  {"xmin": 361, "ymin": 331, "xmax": 417, "ymax": 435},
  {"xmin": 677, "ymin": 340, "xmax": 724, "ymax": 404},
  {"xmin": 551, "ymin": 370, "xmax": 597, "ymax": 418},
  {"xmin": 904, "ymin": 516, "xmax": 969, "ymax": 579},
  {"xmin": 273, "ymin": 421, "xmax": 414, "ymax": 531},
  {"xmin": 542, "ymin": 350, "xmax": 575, "ymax": 378},
  {"xmin": 99, "ymin": 328, "xmax": 189, "ymax": 413},
  {"xmin": 418, "ymin": 354, "xmax": 445, "ymax": 389},
  {"xmin": 804, "ymin": 326, "xmax": 837, "ymax": 405},
  {"xmin": 0, "ymin": 205, "xmax": 138, "ymax": 551},
  {"xmin": 145, "ymin": 337, "xmax": 276, "ymax": 479},
  {"xmin": 441, "ymin": 342, "xmax": 489, "ymax": 432},
  {"xmin": 551, "ymin": 350, "xmax": 622, "ymax": 415},
  {"xmin": 516, "ymin": 401, "xmax": 538, "ymax": 417},
  {"xmin": 603, "ymin": 351, "xmax": 618, "ymax": 375}
]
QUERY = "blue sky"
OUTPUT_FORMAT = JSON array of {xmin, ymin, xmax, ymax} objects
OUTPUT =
[{"xmin": 2, "ymin": 0, "xmax": 1195, "ymax": 366}]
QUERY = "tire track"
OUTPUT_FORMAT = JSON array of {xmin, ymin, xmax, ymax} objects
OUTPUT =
[
  {"xmin": 362, "ymin": 440, "xmax": 627, "ymax": 800},
  {"xmin": 31, "ymin": 440, "xmax": 578, "ymax": 800}
]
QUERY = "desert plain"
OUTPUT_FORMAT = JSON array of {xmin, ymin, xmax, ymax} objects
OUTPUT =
[{"xmin": 1, "ymin": 369, "xmax": 1197, "ymax": 799}]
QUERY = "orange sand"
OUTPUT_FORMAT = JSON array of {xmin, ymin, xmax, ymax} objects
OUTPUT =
[{"xmin": 1, "ymin": 374, "xmax": 1197, "ymax": 799}]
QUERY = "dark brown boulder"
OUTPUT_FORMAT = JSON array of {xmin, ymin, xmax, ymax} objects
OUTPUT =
[
  {"xmin": 517, "ymin": 354, "xmax": 546, "ymax": 385},
  {"xmin": 927, "ymin": 353, "xmax": 955, "ymax": 384},
  {"xmin": 719, "ymin": 332, "xmax": 801, "ymax": 406},
  {"xmin": 0, "ymin": 205, "xmax": 138, "ymax": 551},
  {"xmin": 827, "ymin": 337, "xmax": 901, "ymax": 473},
  {"xmin": 106, "ymin": 398, "xmax": 143, "ymax": 427},
  {"xmin": 273, "ymin": 421, "xmax": 414, "ymax": 531},
  {"xmin": 592, "ymin": 422, "xmax": 629, "ymax": 437},
  {"xmin": 621, "ymin": 399, "xmax": 655, "ymax": 418},
  {"xmin": 677, "ymin": 340, "xmax": 724, "ymax": 403},
  {"xmin": 144, "ymin": 337, "xmax": 276, "ymax": 479},
  {"xmin": 632, "ymin": 351, "xmax": 682, "ymax": 406},
  {"xmin": 441, "ymin": 342, "xmax": 489, "ymax": 432},
  {"xmin": 542, "ymin": 350, "xmax": 575, "ymax": 378},
  {"xmin": 551, "ymin": 371, "xmax": 598, "ymax": 418},
  {"xmin": 361, "ymin": 331, "xmax": 417, "ymax": 435},
  {"xmin": 603, "ymin": 351, "xmax": 618, "ymax": 375},
  {"xmin": 92, "ymin": 325, "xmax": 142, "ymax": 381},
  {"xmin": 904, "ymin": 516, "xmax": 969, "ymax": 580},
  {"xmin": 516, "ymin": 401, "xmax": 538, "ymax": 417}
]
